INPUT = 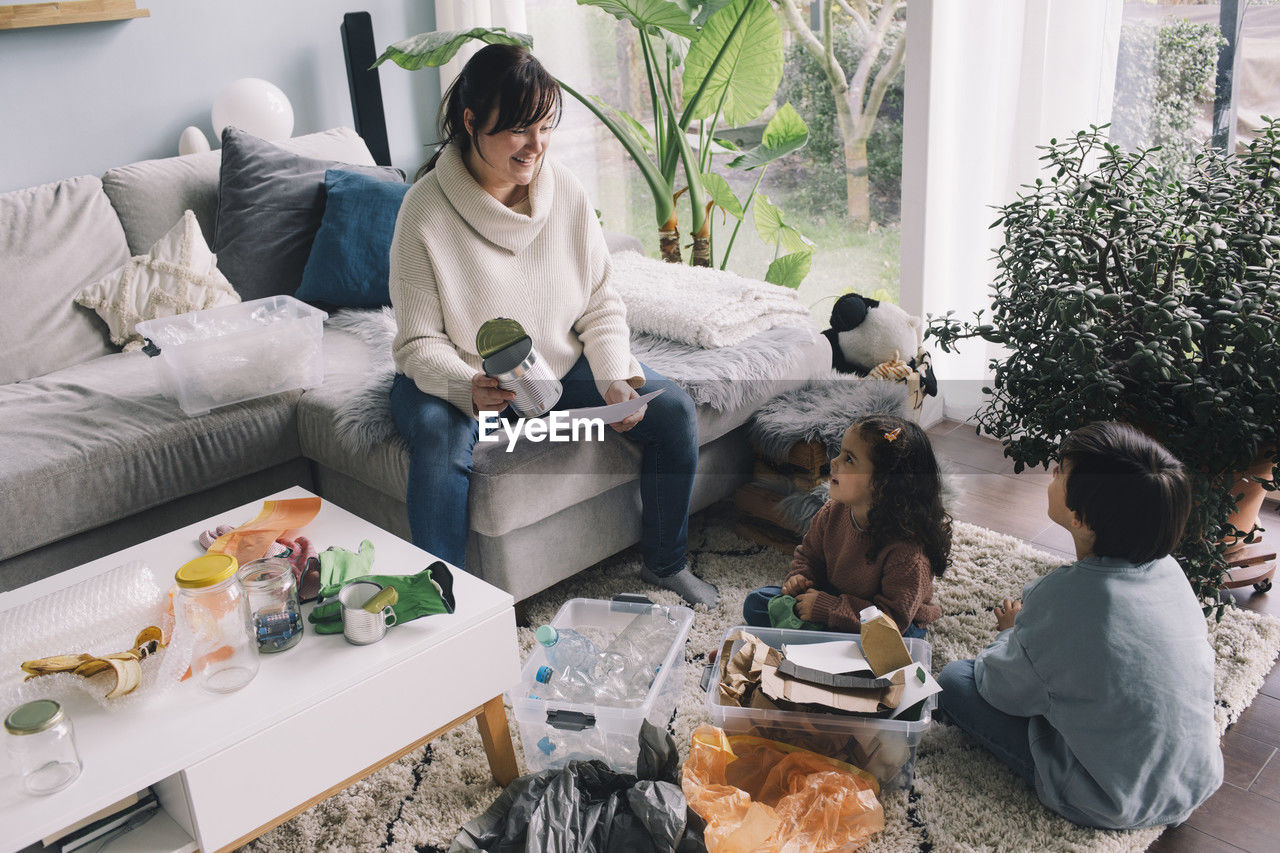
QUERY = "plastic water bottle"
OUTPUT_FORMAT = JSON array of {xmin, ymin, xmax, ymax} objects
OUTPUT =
[
  {"xmin": 528, "ymin": 664, "xmax": 596, "ymax": 704},
  {"xmin": 536, "ymin": 625, "xmax": 601, "ymax": 674},
  {"xmin": 594, "ymin": 605, "xmax": 677, "ymax": 705},
  {"xmin": 534, "ymin": 725, "xmax": 609, "ymax": 767}
]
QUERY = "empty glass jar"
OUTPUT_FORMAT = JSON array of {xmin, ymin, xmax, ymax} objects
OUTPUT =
[
  {"xmin": 4, "ymin": 699, "xmax": 82, "ymax": 795},
  {"xmin": 175, "ymin": 555, "xmax": 259, "ymax": 693},
  {"xmin": 238, "ymin": 557, "xmax": 303, "ymax": 653}
]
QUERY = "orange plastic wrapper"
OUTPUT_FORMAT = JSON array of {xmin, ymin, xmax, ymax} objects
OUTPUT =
[
  {"xmin": 206, "ymin": 497, "xmax": 321, "ymax": 566},
  {"xmin": 682, "ymin": 725, "xmax": 884, "ymax": 853}
]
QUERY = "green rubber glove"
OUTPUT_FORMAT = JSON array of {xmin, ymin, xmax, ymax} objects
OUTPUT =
[
  {"xmin": 768, "ymin": 593, "xmax": 825, "ymax": 631},
  {"xmin": 309, "ymin": 564, "xmax": 456, "ymax": 634},
  {"xmin": 316, "ymin": 540, "xmax": 377, "ymax": 599}
]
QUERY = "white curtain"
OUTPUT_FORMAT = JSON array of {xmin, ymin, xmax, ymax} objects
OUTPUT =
[
  {"xmin": 435, "ymin": 0, "xmax": 529, "ymax": 98},
  {"xmin": 899, "ymin": 0, "xmax": 1123, "ymax": 421}
]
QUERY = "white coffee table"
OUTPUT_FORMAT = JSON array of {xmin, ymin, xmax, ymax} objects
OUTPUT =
[{"xmin": 0, "ymin": 486, "xmax": 521, "ymax": 853}]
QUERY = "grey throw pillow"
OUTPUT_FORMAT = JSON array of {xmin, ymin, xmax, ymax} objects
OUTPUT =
[{"xmin": 212, "ymin": 127, "xmax": 403, "ymax": 301}]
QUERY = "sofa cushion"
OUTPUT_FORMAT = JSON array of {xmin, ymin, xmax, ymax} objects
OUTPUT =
[
  {"xmin": 101, "ymin": 126, "xmax": 384, "ymax": 257},
  {"xmin": 0, "ymin": 349, "xmax": 303, "ymax": 562},
  {"xmin": 213, "ymin": 128, "xmax": 403, "ymax": 302},
  {"xmin": 75, "ymin": 210, "xmax": 240, "ymax": 351},
  {"xmin": 295, "ymin": 169, "xmax": 410, "ymax": 308},
  {"xmin": 297, "ymin": 327, "xmax": 832, "ymax": 537},
  {"xmin": 0, "ymin": 175, "xmax": 130, "ymax": 385}
]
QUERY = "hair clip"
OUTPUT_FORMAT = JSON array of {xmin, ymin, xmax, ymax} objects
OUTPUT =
[{"xmin": 884, "ymin": 427, "xmax": 902, "ymax": 443}]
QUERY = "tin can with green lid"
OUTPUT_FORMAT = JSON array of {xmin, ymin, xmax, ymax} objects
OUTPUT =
[{"xmin": 4, "ymin": 699, "xmax": 82, "ymax": 794}]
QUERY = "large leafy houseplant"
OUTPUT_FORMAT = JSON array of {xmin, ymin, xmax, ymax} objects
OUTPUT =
[
  {"xmin": 926, "ymin": 122, "xmax": 1280, "ymax": 613},
  {"xmin": 374, "ymin": 1, "xmax": 814, "ymax": 287}
]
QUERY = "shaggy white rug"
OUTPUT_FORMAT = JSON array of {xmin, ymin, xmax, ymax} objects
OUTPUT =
[{"xmin": 240, "ymin": 511, "xmax": 1280, "ymax": 853}]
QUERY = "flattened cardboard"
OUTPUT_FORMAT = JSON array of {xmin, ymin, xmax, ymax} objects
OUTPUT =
[
  {"xmin": 761, "ymin": 648, "xmax": 906, "ymax": 714},
  {"xmin": 777, "ymin": 658, "xmax": 895, "ymax": 690}
]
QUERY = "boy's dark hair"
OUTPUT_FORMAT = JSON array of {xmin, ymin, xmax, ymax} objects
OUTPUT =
[
  {"xmin": 1059, "ymin": 422, "xmax": 1191, "ymax": 563},
  {"xmin": 853, "ymin": 414, "xmax": 952, "ymax": 576},
  {"xmin": 417, "ymin": 43, "xmax": 562, "ymax": 179}
]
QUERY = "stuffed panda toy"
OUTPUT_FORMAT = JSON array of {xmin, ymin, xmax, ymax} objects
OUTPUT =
[{"xmin": 823, "ymin": 293, "xmax": 938, "ymax": 407}]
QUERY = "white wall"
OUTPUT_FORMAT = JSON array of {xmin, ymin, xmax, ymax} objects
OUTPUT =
[{"xmin": 0, "ymin": 0, "xmax": 442, "ymax": 192}]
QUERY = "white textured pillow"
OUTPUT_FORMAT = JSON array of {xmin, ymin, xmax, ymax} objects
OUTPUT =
[{"xmin": 75, "ymin": 210, "xmax": 240, "ymax": 351}]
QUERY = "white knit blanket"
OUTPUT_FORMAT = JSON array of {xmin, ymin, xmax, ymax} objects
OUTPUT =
[{"xmin": 609, "ymin": 251, "xmax": 813, "ymax": 348}]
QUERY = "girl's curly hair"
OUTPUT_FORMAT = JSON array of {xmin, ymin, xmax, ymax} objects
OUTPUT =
[{"xmin": 853, "ymin": 414, "xmax": 951, "ymax": 576}]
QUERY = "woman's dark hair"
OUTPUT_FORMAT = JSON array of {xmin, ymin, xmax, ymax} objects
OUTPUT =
[
  {"xmin": 853, "ymin": 414, "xmax": 952, "ymax": 577},
  {"xmin": 1058, "ymin": 422, "xmax": 1191, "ymax": 563},
  {"xmin": 417, "ymin": 43, "xmax": 561, "ymax": 179}
]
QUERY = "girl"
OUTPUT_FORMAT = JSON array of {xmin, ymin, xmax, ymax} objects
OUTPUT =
[{"xmin": 743, "ymin": 414, "xmax": 950, "ymax": 636}]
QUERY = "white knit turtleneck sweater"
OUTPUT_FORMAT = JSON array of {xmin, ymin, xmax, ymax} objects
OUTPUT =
[{"xmin": 388, "ymin": 144, "xmax": 643, "ymax": 417}]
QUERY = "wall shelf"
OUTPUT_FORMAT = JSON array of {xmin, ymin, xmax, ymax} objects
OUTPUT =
[{"xmin": 0, "ymin": 1, "xmax": 150, "ymax": 31}]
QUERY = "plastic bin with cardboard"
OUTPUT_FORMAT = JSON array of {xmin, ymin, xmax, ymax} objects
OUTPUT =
[
  {"xmin": 704, "ymin": 625, "xmax": 934, "ymax": 790},
  {"xmin": 136, "ymin": 295, "xmax": 327, "ymax": 416},
  {"xmin": 508, "ymin": 596, "xmax": 694, "ymax": 775}
]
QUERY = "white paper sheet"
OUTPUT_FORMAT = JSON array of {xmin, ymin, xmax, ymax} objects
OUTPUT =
[
  {"xmin": 559, "ymin": 389, "xmax": 664, "ymax": 424},
  {"xmin": 781, "ymin": 641, "xmax": 873, "ymax": 676},
  {"xmin": 885, "ymin": 662, "xmax": 943, "ymax": 719}
]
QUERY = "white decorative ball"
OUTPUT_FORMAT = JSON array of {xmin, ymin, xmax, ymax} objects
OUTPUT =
[
  {"xmin": 178, "ymin": 126, "xmax": 211, "ymax": 156},
  {"xmin": 211, "ymin": 78, "xmax": 294, "ymax": 141}
]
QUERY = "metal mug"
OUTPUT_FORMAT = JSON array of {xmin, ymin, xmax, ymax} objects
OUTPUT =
[
  {"xmin": 482, "ymin": 336, "xmax": 562, "ymax": 417},
  {"xmin": 338, "ymin": 581, "xmax": 397, "ymax": 645}
]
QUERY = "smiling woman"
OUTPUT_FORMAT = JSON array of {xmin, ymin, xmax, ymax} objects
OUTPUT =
[{"xmin": 384, "ymin": 43, "xmax": 720, "ymax": 607}]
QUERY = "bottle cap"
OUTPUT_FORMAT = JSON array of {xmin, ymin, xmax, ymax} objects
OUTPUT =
[
  {"xmin": 4, "ymin": 699, "xmax": 64, "ymax": 735},
  {"xmin": 859, "ymin": 605, "xmax": 883, "ymax": 621},
  {"xmin": 535, "ymin": 625, "xmax": 559, "ymax": 647},
  {"xmin": 536, "ymin": 665, "xmax": 554, "ymax": 684},
  {"xmin": 176, "ymin": 554, "xmax": 239, "ymax": 589},
  {"xmin": 537, "ymin": 736, "xmax": 556, "ymax": 755}
]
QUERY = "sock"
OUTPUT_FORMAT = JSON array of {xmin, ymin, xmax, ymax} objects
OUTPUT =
[{"xmin": 640, "ymin": 566, "xmax": 719, "ymax": 607}]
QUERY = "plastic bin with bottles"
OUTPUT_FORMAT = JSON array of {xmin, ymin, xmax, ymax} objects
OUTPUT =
[
  {"xmin": 704, "ymin": 625, "xmax": 934, "ymax": 789},
  {"xmin": 136, "ymin": 295, "xmax": 327, "ymax": 416},
  {"xmin": 509, "ymin": 596, "xmax": 694, "ymax": 774}
]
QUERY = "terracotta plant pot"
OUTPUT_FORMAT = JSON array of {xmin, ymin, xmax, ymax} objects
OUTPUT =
[{"xmin": 1224, "ymin": 449, "xmax": 1277, "ymax": 553}]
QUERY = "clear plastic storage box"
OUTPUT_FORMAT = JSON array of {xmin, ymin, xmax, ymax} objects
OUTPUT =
[
  {"xmin": 705, "ymin": 625, "xmax": 934, "ymax": 789},
  {"xmin": 136, "ymin": 295, "xmax": 327, "ymax": 416},
  {"xmin": 509, "ymin": 597, "xmax": 694, "ymax": 775}
]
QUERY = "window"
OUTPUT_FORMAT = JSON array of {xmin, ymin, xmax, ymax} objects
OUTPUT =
[{"xmin": 526, "ymin": 0, "xmax": 909, "ymax": 326}]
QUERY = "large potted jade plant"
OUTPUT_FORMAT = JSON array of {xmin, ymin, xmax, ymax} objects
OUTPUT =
[{"xmin": 926, "ymin": 121, "xmax": 1280, "ymax": 613}]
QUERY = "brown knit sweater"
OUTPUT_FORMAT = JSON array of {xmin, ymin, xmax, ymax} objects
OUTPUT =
[{"xmin": 787, "ymin": 500, "xmax": 943, "ymax": 633}]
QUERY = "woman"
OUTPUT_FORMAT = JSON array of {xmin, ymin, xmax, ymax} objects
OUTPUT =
[{"xmin": 387, "ymin": 44, "xmax": 716, "ymax": 606}]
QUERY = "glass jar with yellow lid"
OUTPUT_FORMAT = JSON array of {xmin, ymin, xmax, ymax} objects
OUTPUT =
[{"xmin": 175, "ymin": 554, "xmax": 259, "ymax": 693}]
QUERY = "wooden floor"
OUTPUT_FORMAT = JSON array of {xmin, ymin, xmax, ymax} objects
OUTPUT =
[{"xmin": 927, "ymin": 419, "xmax": 1280, "ymax": 853}]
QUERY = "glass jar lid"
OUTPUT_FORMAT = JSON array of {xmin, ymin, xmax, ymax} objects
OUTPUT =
[
  {"xmin": 176, "ymin": 554, "xmax": 239, "ymax": 589},
  {"xmin": 4, "ymin": 699, "xmax": 64, "ymax": 735}
]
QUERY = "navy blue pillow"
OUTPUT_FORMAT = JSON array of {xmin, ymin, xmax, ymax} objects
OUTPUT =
[{"xmin": 296, "ymin": 169, "xmax": 411, "ymax": 308}]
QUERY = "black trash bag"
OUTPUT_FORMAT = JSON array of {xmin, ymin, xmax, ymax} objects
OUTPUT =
[{"xmin": 450, "ymin": 721, "xmax": 704, "ymax": 853}]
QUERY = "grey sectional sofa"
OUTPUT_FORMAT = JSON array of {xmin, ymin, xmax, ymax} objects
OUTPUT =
[{"xmin": 0, "ymin": 127, "xmax": 830, "ymax": 600}]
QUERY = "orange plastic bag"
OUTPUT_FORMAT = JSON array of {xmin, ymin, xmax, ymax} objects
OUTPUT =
[
  {"xmin": 206, "ymin": 497, "xmax": 321, "ymax": 566},
  {"xmin": 682, "ymin": 725, "xmax": 884, "ymax": 853}
]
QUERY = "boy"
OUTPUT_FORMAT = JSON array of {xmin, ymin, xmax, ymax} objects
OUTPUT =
[{"xmin": 938, "ymin": 422, "xmax": 1222, "ymax": 829}]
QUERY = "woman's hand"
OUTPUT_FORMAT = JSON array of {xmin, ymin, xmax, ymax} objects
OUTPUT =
[
  {"xmin": 781, "ymin": 575, "xmax": 812, "ymax": 597},
  {"xmin": 472, "ymin": 373, "xmax": 516, "ymax": 413},
  {"xmin": 994, "ymin": 598, "xmax": 1022, "ymax": 631},
  {"xmin": 605, "ymin": 380, "xmax": 645, "ymax": 433},
  {"xmin": 794, "ymin": 589, "xmax": 822, "ymax": 622}
]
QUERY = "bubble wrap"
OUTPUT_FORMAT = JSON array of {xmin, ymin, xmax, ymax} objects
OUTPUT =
[{"xmin": 0, "ymin": 562, "xmax": 193, "ymax": 712}]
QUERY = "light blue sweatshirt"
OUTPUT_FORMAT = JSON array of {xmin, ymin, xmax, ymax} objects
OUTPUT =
[{"xmin": 974, "ymin": 554, "xmax": 1223, "ymax": 829}]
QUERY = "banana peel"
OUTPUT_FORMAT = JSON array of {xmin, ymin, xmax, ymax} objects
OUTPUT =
[{"xmin": 19, "ymin": 627, "xmax": 164, "ymax": 699}]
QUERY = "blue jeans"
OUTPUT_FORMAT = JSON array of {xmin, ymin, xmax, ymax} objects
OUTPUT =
[
  {"xmin": 742, "ymin": 585, "xmax": 927, "ymax": 638},
  {"xmin": 938, "ymin": 659, "xmax": 1036, "ymax": 785},
  {"xmin": 389, "ymin": 356, "xmax": 698, "ymax": 575}
]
